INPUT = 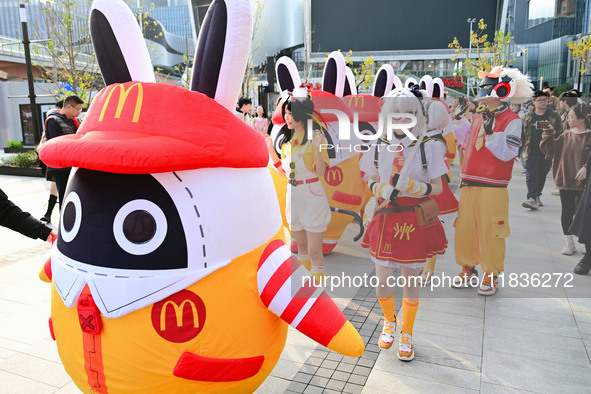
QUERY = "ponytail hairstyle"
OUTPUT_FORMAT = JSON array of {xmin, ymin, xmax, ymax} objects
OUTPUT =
[{"xmin": 426, "ymin": 100, "xmax": 451, "ymax": 131}]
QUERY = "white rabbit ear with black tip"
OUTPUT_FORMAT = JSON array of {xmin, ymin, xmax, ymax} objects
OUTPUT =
[
  {"xmin": 89, "ymin": 0, "xmax": 155, "ymax": 85},
  {"xmin": 322, "ymin": 51, "xmax": 347, "ymax": 97},
  {"xmin": 432, "ymin": 77, "xmax": 445, "ymax": 99},
  {"xmin": 190, "ymin": 0, "xmax": 252, "ymax": 111},
  {"xmin": 405, "ymin": 77, "xmax": 418, "ymax": 89},
  {"xmin": 344, "ymin": 67, "xmax": 357, "ymax": 96},
  {"xmin": 276, "ymin": 56, "xmax": 301, "ymax": 93},
  {"xmin": 372, "ymin": 64, "xmax": 394, "ymax": 97},
  {"xmin": 419, "ymin": 75, "xmax": 434, "ymax": 97}
]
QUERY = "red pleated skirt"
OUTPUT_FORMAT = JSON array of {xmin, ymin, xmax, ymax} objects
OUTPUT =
[{"xmin": 361, "ymin": 197, "xmax": 448, "ymax": 264}]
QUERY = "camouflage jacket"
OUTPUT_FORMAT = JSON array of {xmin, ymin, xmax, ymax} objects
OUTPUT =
[{"xmin": 521, "ymin": 109, "xmax": 563, "ymax": 161}]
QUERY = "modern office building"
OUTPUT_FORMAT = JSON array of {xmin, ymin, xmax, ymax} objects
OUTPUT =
[
  {"xmin": 0, "ymin": 0, "xmax": 197, "ymax": 146},
  {"xmin": 305, "ymin": 0, "xmax": 502, "ymax": 90},
  {"xmin": 276, "ymin": 0, "xmax": 591, "ymax": 94},
  {"xmin": 505, "ymin": 0, "xmax": 591, "ymax": 90},
  {"xmin": 0, "ymin": 0, "xmax": 304, "ymax": 146},
  {"xmin": 0, "ymin": 0, "xmax": 196, "ymax": 80}
]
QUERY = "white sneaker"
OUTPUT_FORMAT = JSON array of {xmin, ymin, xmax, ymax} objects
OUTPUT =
[
  {"xmin": 536, "ymin": 196, "xmax": 543, "ymax": 207},
  {"xmin": 420, "ymin": 268, "xmax": 433, "ymax": 285},
  {"xmin": 398, "ymin": 332, "xmax": 414, "ymax": 361},
  {"xmin": 379, "ymin": 319, "xmax": 398, "ymax": 350},
  {"xmin": 561, "ymin": 235, "xmax": 576, "ymax": 255},
  {"xmin": 522, "ymin": 198, "xmax": 539, "ymax": 210},
  {"xmin": 478, "ymin": 274, "xmax": 498, "ymax": 296}
]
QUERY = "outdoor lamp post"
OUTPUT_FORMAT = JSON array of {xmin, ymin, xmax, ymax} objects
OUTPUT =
[
  {"xmin": 466, "ymin": 18, "xmax": 477, "ymax": 98},
  {"xmin": 19, "ymin": 3, "xmax": 41, "ymax": 145}
]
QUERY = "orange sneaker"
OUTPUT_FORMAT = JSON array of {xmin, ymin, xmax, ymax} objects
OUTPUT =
[
  {"xmin": 451, "ymin": 266, "xmax": 479, "ymax": 288},
  {"xmin": 478, "ymin": 273, "xmax": 498, "ymax": 296},
  {"xmin": 378, "ymin": 319, "xmax": 397, "ymax": 349},
  {"xmin": 398, "ymin": 332, "xmax": 414, "ymax": 361}
]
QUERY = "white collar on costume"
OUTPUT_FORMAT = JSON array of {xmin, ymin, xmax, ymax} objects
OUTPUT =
[{"xmin": 51, "ymin": 167, "xmax": 282, "ymax": 319}]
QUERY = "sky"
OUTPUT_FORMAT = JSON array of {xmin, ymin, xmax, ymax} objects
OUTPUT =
[{"xmin": 529, "ymin": 0, "xmax": 556, "ymax": 20}]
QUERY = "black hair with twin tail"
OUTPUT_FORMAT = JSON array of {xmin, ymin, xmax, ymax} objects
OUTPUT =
[{"xmin": 277, "ymin": 96, "xmax": 324, "ymax": 147}]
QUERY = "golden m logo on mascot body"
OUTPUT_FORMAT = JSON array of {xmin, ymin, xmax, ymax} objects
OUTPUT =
[
  {"xmin": 324, "ymin": 167, "xmax": 344, "ymax": 186},
  {"xmin": 150, "ymin": 289, "xmax": 206, "ymax": 343},
  {"xmin": 98, "ymin": 83, "xmax": 143, "ymax": 123},
  {"xmin": 160, "ymin": 300, "xmax": 200, "ymax": 330}
]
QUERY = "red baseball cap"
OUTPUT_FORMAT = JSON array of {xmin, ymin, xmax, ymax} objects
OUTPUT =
[
  {"xmin": 39, "ymin": 82, "xmax": 269, "ymax": 174},
  {"xmin": 344, "ymin": 94, "xmax": 381, "ymax": 122}
]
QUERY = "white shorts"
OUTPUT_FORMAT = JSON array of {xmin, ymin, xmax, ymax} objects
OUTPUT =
[{"xmin": 286, "ymin": 181, "xmax": 331, "ymax": 233}]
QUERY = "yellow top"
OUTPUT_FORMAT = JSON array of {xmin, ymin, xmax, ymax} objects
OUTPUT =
[{"xmin": 282, "ymin": 130, "xmax": 330, "ymax": 173}]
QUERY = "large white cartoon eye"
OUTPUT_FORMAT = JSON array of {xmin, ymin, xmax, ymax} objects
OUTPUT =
[
  {"xmin": 113, "ymin": 200, "xmax": 167, "ymax": 255},
  {"xmin": 61, "ymin": 192, "xmax": 82, "ymax": 242}
]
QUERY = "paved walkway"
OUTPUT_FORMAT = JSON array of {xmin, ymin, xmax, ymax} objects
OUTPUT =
[{"xmin": 0, "ymin": 163, "xmax": 590, "ymax": 393}]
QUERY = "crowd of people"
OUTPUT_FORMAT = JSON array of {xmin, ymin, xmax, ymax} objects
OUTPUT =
[
  {"xmin": 234, "ymin": 66, "xmax": 591, "ymax": 362},
  {"xmin": 235, "ymin": 96, "xmax": 272, "ymax": 135},
  {"xmin": 6, "ymin": 66, "xmax": 590, "ymax": 366}
]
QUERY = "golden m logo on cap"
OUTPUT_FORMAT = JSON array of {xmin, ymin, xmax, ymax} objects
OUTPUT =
[
  {"xmin": 99, "ymin": 83, "xmax": 144, "ymax": 123},
  {"xmin": 347, "ymin": 95, "xmax": 366, "ymax": 108}
]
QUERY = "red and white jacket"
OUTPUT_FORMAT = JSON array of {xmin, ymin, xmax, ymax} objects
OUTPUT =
[{"xmin": 461, "ymin": 107, "xmax": 521, "ymax": 186}]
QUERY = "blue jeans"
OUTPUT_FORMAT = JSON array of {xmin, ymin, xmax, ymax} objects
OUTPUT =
[{"xmin": 524, "ymin": 155, "xmax": 552, "ymax": 200}]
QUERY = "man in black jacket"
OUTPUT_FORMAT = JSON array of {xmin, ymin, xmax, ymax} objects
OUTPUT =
[
  {"xmin": 521, "ymin": 90, "xmax": 563, "ymax": 209},
  {"xmin": 0, "ymin": 188, "xmax": 54, "ymax": 242},
  {"xmin": 45, "ymin": 95, "xmax": 84, "ymax": 207}
]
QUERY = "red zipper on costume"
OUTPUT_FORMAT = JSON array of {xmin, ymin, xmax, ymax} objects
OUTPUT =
[{"xmin": 77, "ymin": 286, "xmax": 108, "ymax": 394}]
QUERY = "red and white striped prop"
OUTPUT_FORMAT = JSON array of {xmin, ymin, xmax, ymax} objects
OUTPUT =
[{"xmin": 257, "ymin": 240, "xmax": 363, "ymax": 356}]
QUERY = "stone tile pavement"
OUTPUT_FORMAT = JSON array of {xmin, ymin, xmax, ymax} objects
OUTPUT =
[{"xmin": 0, "ymin": 162, "xmax": 590, "ymax": 393}]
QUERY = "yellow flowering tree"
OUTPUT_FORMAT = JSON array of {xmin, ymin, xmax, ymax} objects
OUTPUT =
[
  {"xmin": 567, "ymin": 35, "xmax": 591, "ymax": 74},
  {"xmin": 324, "ymin": 50, "xmax": 375, "ymax": 93},
  {"xmin": 448, "ymin": 19, "xmax": 516, "ymax": 95}
]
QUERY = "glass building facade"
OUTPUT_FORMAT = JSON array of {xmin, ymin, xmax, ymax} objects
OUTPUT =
[
  {"xmin": 0, "ymin": 1, "xmax": 90, "ymax": 48},
  {"xmin": 0, "ymin": 0, "xmax": 196, "ymax": 80},
  {"xmin": 505, "ymin": 0, "xmax": 591, "ymax": 90}
]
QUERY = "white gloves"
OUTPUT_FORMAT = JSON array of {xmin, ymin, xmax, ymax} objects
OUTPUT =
[
  {"xmin": 392, "ymin": 174, "xmax": 432, "ymax": 197},
  {"xmin": 369, "ymin": 181, "xmax": 396, "ymax": 201}
]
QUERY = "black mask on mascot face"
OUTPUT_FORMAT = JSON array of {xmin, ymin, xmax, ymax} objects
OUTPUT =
[{"xmin": 475, "ymin": 75, "xmax": 513, "ymax": 101}]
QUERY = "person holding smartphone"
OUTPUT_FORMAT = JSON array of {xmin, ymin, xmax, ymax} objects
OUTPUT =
[
  {"xmin": 540, "ymin": 104, "xmax": 591, "ymax": 255},
  {"xmin": 521, "ymin": 90, "xmax": 563, "ymax": 210}
]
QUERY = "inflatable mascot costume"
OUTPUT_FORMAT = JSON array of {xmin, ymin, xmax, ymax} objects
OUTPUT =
[
  {"xmin": 452, "ymin": 66, "xmax": 533, "ymax": 295},
  {"xmin": 38, "ymin": 0, "xmax": 364, "ymax": 392}
]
